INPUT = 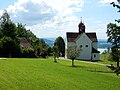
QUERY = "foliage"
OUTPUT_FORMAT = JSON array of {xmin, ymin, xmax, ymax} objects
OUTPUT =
[
  {"xmin": 0, "ymin": 10, "xmax": 10, "ymax": 24},
  {"xmin": 53, "ymin": 46, "xmax": 59, "ymax": 63},
  {"xmin": 0, "ymin": 10, "xmax": 51, "ymax": 58},
  {"xmin": 107, "ymin": 23, "xmax": 120, "ymax": 48},
  {"xmin": 110, "ymin": 47, "xmax": 120, "ymax": 62},
  {"xmin": 0, "ymin": 10, "xmax": 21, "ymax": 57},
  {"xmin": 67, "ymin": 46, "xmax": 81, "ymax": 66},
  {"xmin": 107, "ymin": 23, "xmax": 120, "ymax": 76},
  {"xmin": 107, "ymin": 0, "xmax": 120, "ymax": 75},
  {"xmin": 110, "ymin": 0, "xmax": 120, "ymax": 23},
  {"xmin": 1, "ymin": 21, "xmax": 17, "ymax": 39},
  {"xmin": 54, "ymin": 36, "xmax": 65, "ymax": 57},
  {"xmin": 107, "ymin": 22, "xmax": 120, "ymax": 67},
  {"xmin": 0, "ymin": 58, "xmax": 120, "ymax": 90},
  {"xmin": 21, "ymin": 48, "xmax": 36, "ymax": 58},
  {"xmin": 1, "ymin": 37, "xmax": 21, "ymax": 57}
]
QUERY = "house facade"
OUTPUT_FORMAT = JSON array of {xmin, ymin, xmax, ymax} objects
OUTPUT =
[{"xmin": 66, "ymin": 21, "xmax": 100, "ymax": 60}]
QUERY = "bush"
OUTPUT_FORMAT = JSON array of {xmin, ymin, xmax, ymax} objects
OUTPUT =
[{"xmin": 21, "ymin": 48, "xmax": 36, "ymax": 58}]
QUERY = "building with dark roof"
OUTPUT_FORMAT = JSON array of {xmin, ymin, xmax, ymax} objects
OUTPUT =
[
  {"xmin": 66, "ymin": 21, "xmax": 100, "ymax": 60},
  {"xmin": 19, "ymin": 37, "xmax": 33, "ymax": 49}
]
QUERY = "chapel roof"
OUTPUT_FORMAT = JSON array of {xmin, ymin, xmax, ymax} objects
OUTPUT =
[
  {"xmin": 86, "ymin": 33, "xmax": 97, "ymax": 42},
  {"xmin": 66, "ymin": 32, "xmax": 98, "ymax": 42},
  {"xmin": 66, "ymin": 32, "xmax": 80, "ymax": 42},
  {"xmin": 92, "ymin": 47, "xmax": 100, "ymax": 53}
]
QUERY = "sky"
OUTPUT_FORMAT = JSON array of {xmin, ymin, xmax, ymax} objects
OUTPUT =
[{"xmin": 0, "ymin": 0, "xmax": 119, "ymax": 39}]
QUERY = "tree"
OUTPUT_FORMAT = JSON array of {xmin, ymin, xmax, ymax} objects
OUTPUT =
[
  {"xmin": 0, "ymin": 10, "xmax": 10, "ymax": 24},
  {"xmin": 107, "ymin": 23, "xmax": 120, "ymax": 75},
  {"xmin": 53, "ymin": 46, "xmax": 59, "ymax": 63},
  {"xmin": 0, "ymin": 10, "xmax": 52, "ymax": 58},
  {"xmin": 0, "ymin": 10, "xmax": 21, "ymax": 57},
  {"xmin": 16, "ymin": 23, "xmax": 27, "ymax": 37},
  {"xmin": 54, "ymin": 36, "xmax": 65, "ymax": 57},
  {"xmin": 110, "ymin": 0, "xmax": 120, "ymax": 23},
  {"xmin": 2, "ymin": 21, "xmax": 17, "ymax": 39},
  {"xmin": 0, "ymin": 37, "xmax": 21, "ymax": 57},
  {"xmin": 106, "ymin": 0, "xmax": 120, "ymax": 76},
  {"xmin": 67, "ymin": 46, "xmax": 81, "ymax": 67}
]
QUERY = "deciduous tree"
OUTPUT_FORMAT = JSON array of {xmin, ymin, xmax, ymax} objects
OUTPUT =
[
  {"xmin": 67, "ymin": 46, "xmax": 81, "ymax": 67},
  {"xmin": 106, "ymin": 0, "xmax": 120, "ymax": 76},
  {"xmin": 107, "ymin": 23, "xmax": 120, "ymax": 75},
  {"xmin": 54, "ymin": 36, "xmax": 65, "ymax": 57}
]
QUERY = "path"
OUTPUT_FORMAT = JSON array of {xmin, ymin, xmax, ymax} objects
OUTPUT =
[{"xmin": 59, "ymin": 57, "xmax": 109, "ymax": 66}]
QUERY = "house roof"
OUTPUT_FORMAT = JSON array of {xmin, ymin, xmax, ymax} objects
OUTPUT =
[
  {"xmin": 92, "ymin": 47, "xmax": 100, "ymax": 53},
  {"xmin": 19, "ymin": 37, "xmax": 33, "ymax": 49},
  {"xmin": 67, "ymin": 32, "xmax": 98, "ymax": 42}
]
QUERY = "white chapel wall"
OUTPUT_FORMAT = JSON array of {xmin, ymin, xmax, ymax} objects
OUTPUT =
[
  {"xmin": 76, "ymin": 33, "xmax": 92, "ymax": 60},
  {"xmin": 92, "ymin": 42, "xmax": 97, "ymax": 50}
]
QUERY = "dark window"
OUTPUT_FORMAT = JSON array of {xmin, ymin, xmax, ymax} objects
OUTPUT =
[
  {"xmin": 86, "ymin": 45, "xmax": 88, "ymax": 47},
  {"xmin": 94, "ymin": 55, "xmax": 96, "ymax": 58},
  {"xmin": 80, "ymin": 45, "xmax": 82, "ymax": 48}
]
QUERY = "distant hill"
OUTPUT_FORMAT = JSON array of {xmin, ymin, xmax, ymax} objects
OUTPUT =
[
  {"xmin": 42, "ymin": 38, "xmax": 112, "ymax": 48},
  {"xmin": 41, "ymin": 38, "xmax": 55, "ymax": 47}
]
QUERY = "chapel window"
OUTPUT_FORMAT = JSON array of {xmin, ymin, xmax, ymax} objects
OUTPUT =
[
  {"xmin": 86, "ymin": 45, "xmax": 88, "ymax": 47},
  {"xmin": 94, "ymin": 55, "xmax": 96, "ymax": 58},
  {"xmin": 80, "ymin": 45, "xmax": 82, "ymax": 48}
]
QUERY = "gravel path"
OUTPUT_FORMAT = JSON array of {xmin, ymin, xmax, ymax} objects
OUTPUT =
[{"xmin": 59, "ymin": 57, "xmax": 109, "ymax": 66}]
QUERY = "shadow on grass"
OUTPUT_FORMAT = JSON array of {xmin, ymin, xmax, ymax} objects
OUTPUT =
[{"xmin": 69, "ymin": 65, "xmax": 114, "ymax": 73}]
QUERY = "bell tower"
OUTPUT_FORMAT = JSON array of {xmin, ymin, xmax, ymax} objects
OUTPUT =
[{"xmin": 78, "ymin": 17, "xmax": 85, "ymax": 33}]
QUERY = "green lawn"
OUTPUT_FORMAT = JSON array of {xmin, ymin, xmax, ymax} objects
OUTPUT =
[
  {"xmin": 100, "ymin": 54, "xmax": 117, "ymax": 65},
  {"xmin": 0, "ymin": 57, "xmax": 120, "ymax": 90}
]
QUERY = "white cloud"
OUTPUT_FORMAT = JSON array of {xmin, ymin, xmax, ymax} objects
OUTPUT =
[
  {"xmin": 0, "ymin": 10, "xmax": 3, "ymax": 16},
  {"xmin": 26, "ymin": 15, "xmax": 79, "ymax": 38},
  {"xmin": 99, "ymin": 0, "xmax": 117, "ymax": 4},
  {"xmin": 2, "ymin": 0, "xmax": 84, "ymax": 38}
]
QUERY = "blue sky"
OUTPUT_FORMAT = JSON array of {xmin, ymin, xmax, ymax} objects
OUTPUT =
[{"xmin": 0, "ymin": 0, "xmax": 119, "ymax": 39}]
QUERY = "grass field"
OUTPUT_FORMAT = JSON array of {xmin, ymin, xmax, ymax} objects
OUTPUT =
[
  {"xmin": 100, "ymin": 54, "xmax": 117, "ymax": 65},
  {"xmin": 0, "ymin": 57, "xmax": 120, "ymax": 90}
]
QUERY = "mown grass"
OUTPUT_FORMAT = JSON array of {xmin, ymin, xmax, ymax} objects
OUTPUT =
[
  {"xmin": 0, "ymin": 57, "xmax": 120, "ymax": 90},
  {"xmin": 100, "ymin": 54, "xmax": 117, "ymax": 65}
]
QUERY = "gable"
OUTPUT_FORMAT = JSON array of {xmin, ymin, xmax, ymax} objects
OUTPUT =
[{"xmin": 76, "ymin": 33, "xmax": 92, "ymax": 44}]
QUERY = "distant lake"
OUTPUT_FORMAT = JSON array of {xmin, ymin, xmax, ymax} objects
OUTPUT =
[
  {"xmin": 98, "ymin": 48, "xmax": 107, "ymax": 54},
  {"xmin": 42, "ymin": 38, "xmax": 112, "ymax": 54}
]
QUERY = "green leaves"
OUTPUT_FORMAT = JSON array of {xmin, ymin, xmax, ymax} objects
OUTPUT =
[
  {"xmin": 110, "ymin": 0, "xmax": 120, "ymax": 23},
  {"xmin": 54, "ymin": 36, "xmax": 65, "ymax": 57},
  {"xmin": 0, "ymin": 10, "xmax": 51, "ymax": 58},
  {"xmin": 107, "ymin": 23, "xmax": 120, "ymax": 48}
]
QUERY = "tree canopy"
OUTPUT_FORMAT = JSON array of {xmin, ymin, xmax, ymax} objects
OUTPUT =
[
  {"xmin": 54, "ymin": 36, "xmax": 65, "ymax": 57},
  {"xmin": 0, "ymin": 10, "xmax": 52, "ymax": 58},
  {"xmin": 67, "ymin": 46, "xmax": 81, "ymax": 67},
  {"xmin": 106, "ymin": 0, "xmax": 120, "ymax": 75}
]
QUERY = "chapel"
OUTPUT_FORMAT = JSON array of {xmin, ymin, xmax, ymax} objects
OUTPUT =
[{"xmin": 66, "ymin": 20, "xmax": 100, "ymax": 60}]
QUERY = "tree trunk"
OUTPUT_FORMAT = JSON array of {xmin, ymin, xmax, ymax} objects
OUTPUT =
[
  {"xmin": 54, "ymin": 56, "xmax": 57, "ymax": 63},
  {"xmin": 117, "ymin": 60, "xmax": 119, "ymax": 68},
  {"xmin": 116, "ymin": 60, "xmax": 119, "ymax": 76},
  {"xmin": 72, "ymin": 59, "xmax": 74, "ymax": 67}
]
